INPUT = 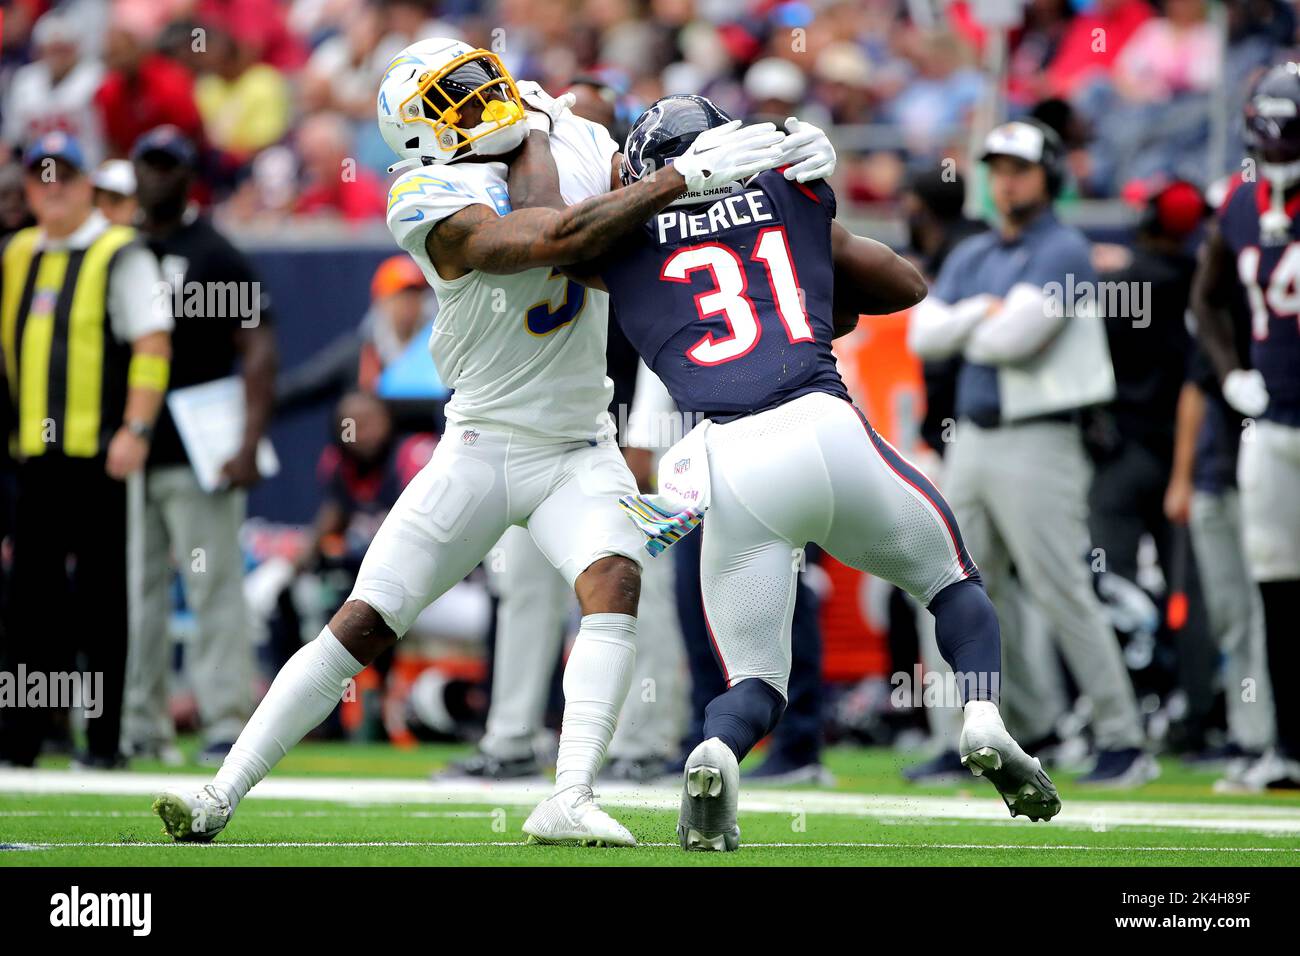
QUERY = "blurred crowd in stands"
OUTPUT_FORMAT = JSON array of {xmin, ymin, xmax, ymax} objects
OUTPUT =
[{"xmin": 2, "ymin": 0, "xmax": 1296, "ymax": 230}]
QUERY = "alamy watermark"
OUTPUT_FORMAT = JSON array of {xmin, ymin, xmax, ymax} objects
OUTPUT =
[
  {"xmin": 50, "ymin": 886, "xmax": 151, "ymax": 936},
  {"xmin": 0, "ymin": 666, "xmax": 103, "ymax": 719},
  {"xmin": 152, "ymin": 275, "xmax": 264, "ymax": 328},
  {"xmin": 890, "ymin": 665, "xmax": 999, "ymax": 709},
  {"xmin": 1044, "ymin": 273, "xmax": 1151, "ymax": 328}
]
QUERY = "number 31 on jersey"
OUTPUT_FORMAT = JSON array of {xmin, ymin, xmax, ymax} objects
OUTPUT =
[{"xmin": 660, "ymin": 226, "xmax": 812, "ymax": 365}]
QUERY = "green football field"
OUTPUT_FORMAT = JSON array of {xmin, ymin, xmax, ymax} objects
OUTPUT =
[{"xmin": 2, "ymin": 742, "xmax": 1298, "ymax": 866}]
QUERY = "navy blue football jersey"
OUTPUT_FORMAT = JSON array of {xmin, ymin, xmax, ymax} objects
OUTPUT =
[
  {"xmin": 600, "ymin": 169, "xmax": 849, "ymax": 418},
  {"xmin": 1218, "ymin": 178, "xmax": 1300, "ymax": 426}
]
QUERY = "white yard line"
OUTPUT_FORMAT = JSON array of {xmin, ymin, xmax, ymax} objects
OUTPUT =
[
  {"xmin": 4, "ymin": 840, "xmax": 1298, "ymax": 853},
  {"xmin": 0, "ymin": 809, "xmax": 493, "ymax": 819},
  {"xmin": 3, "ymin": 768, "xmax": 1300, "ymax": 835},
  {"xmin": 0, "ymin": 808, "xmax": 1279, "ymax": 839}
]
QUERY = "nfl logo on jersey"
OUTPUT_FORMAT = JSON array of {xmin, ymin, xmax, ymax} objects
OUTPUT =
[
  {"xmin": 461, "ymin": 429, "xmax": 480, "ymax": 446},
  {"xmin": 674, "ymin": 457, "xmax": 690, "ymax": 474},
  {"xmin": 32, "ymin": 289, "xmax": 57, "ymax": 315}
]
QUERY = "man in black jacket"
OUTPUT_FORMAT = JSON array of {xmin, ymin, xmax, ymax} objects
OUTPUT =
[
  {"xmin": 122, "ymin": 126, "xmax": 277, "ymax": 766},
  {"xmin": 1089, "ymin": 178, "xmax": 1215, "ymax": 753}
]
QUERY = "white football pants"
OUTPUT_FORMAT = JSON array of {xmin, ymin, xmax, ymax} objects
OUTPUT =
[
  {"xmin": 349, "ymin": 424, "xmax": 644, "ymax": 638},
  {"xmin": 699, "ymin": 391, "xmax": 972, "ymax": 699},
  {"xmin": 1239, "ymin": 419, "xmax": 1300, "ymax": 582}
]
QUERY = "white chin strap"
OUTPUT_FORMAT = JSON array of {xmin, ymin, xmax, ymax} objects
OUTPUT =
[
  {"xmin": 1261, "ymin": 161, "xmax": 1300, "ymax": 241},
  {"xmin": 1262, "ymin": 159, "xmax": 1300, "ymax": 189},
  {"xmin": 466, "ymin": 119, "xmax": 528, "ymax": 158}
]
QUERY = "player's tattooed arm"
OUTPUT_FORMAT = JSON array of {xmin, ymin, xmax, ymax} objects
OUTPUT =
[
  {"xmin": 554, "ymin": 152, "xmax": 630, "ymax": 290},
  {"xmin": 558, "ymin": 260, "xmax": 609, "ymax": 292},
  {"xmin": 610, "ymin": 152, "xmax": 624, "ymax": 192},
  {"xmin": 1190, "ymin": 223, "xmax": 1244, "ymax": 380},
  {"xmin": 830, "ymin": 221, "xmax": 928, "ymax": 336},
  {"xmin": 427, "ymin": 158, "xmax": 689, "ymax": 279},
  {"xmin": 487, "ymin": 129, "xmax": 618, "ymax": 288},
  {"xmin": 506, "ymin": 129, "xmax": 566, "ymax": 212}
]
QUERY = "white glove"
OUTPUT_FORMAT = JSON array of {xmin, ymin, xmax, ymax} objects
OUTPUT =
[
  {"xmin": 672, "ymin": 119, "xmax": 785, "ymax": 193},
  {"xmin": 516, "ymin": 80, "xmax": 576, "ymax": 133},
  {"xmin": 1222, "ymin": 368, "xmax": 1270, "ymax": 418},
  {"xmin": 779, "ymin": 116, "xmax": 836, "ymax": 183}
]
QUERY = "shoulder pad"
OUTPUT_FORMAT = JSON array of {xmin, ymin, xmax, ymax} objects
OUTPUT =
[{"xmin": 386, "ymin": 163, "xmax": 513, "ymax": 253}]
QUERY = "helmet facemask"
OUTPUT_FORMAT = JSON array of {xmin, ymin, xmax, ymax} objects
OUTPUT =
[{"xmin": 398, "ymin": 50, "xmax": 527, "ymax": 162}]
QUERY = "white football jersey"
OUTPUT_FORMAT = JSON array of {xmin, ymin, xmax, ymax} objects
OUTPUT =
[{"xmin": 386, "ymin": 113, "xmax": 620, "ymax": 441}]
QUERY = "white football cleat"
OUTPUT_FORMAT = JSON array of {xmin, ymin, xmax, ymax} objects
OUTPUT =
[
  {"xmin": 960, "ymin": 701, "xmax": 1062, "ymax": 822},
  {"xmin": 678, "ymin": 737, "xmax": 741, "ymax": 851},
  {"xmin": 1213, "ymin": 750, "xmax": 1300, "ymax": 794},
  {"xmin": 153, "ymin": 785, "xmax": 234, "ymax": 842},
  {"xmin": 522, "ymin": 785, "xmax": 636, "ymax": 847}
]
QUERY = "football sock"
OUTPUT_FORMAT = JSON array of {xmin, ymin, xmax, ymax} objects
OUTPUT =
[
  {"xmin": 1259, "ymin": 579, "xmax": 1300, "ymax": 759},
  {"xmin": 212, "ymin": 627, "xmax": 362, "ymax": 807},
  {"xmin": 554, "ymin": 613, "xmax": 637, "ymax": 792},
  {"xmin": 929, "ymin": 577, "xmax": 1002, "ymax": 704},
  {"xmin": 704, "ymin": 678, "xmax": 786, "ymax": 762}
]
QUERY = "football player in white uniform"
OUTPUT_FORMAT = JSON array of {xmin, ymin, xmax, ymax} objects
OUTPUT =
[{"xmin": 153, "ymin": 38, "xmax": 810, "ymax": 847}]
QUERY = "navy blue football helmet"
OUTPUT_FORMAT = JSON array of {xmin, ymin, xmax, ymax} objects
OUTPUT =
[
  {"xmin": 620, "ymin": 94, "xmax": 735, "ymax": 188},
  {"xmin": 1244, "ymin": 61, "xmax": 1300, "ymax": 167}
]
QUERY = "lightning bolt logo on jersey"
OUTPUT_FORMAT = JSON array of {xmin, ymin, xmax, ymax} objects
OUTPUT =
[
  {"xmin": 1218, "ymin": 178, "xmax": 1300, "ymax": 426},
  {"xmin": 385, "ymin": 111, "xmax": 621, "ymax": 441},
  {"xmin": 599, "ymin": 169, "xmax": 849, "ymax": 419}
]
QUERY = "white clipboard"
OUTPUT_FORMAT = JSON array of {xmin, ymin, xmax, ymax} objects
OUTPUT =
[{"xmin": 166, "ymin": 376, "xmax": 279, "ymax": 492}]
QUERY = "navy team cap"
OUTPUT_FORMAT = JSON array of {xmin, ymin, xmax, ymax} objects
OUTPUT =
[
  {"xmin": 23, "ymin": 131, "xmax": 86, "ymax": 172},
  {"xmin": 131, "ymin": 125, "xmax": 198, "ymax": 167}
]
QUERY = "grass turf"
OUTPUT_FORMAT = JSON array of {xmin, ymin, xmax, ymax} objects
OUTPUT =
[{"xmin": 2, "ymin": 743, "xmax": 1298, "ymax": 866}]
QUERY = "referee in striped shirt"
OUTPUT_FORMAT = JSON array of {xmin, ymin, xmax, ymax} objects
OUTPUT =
[{"xmin": 0, "ymin": 133, "xmax": 172, "ymax": 767}]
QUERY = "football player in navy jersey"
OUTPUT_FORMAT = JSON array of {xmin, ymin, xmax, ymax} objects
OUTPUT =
[
  {"xmin": 509, "ymin": 94, "xmax": 1062, "ymax": 849},
  {"xmin": 1193, "ymin": 62, "xmax": 1300, "ymax": 790}
]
